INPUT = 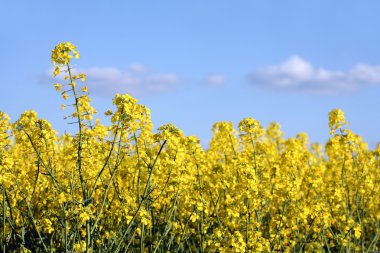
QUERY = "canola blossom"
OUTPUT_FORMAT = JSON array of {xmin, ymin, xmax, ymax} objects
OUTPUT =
[{"xmin": 0, "ymin": 42, "xmax": 379, "ymax": 252}]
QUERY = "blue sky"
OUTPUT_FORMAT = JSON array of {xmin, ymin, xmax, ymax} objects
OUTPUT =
[{"xmin": 1, "ymin": 1, "xmax": 380, "ymax": 148}]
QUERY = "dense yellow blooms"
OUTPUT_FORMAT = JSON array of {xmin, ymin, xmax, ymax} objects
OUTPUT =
[
  {"xmin": 0, "ymin": 43, "xmax": 379, "ymax": 252},
  {"xmin": 51, "ymin": 42, "xmax": 79, "ymax": 76}
]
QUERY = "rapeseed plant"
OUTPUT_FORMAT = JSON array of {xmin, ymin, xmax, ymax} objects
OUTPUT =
[{"xmin": 0, "ymin": 42, "xmax": 379, "ymax": 252}]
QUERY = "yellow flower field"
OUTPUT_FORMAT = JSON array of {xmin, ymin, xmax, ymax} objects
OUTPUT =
[{"xmin": 0, "ymin": 42, "xmax": 379, "ymax": 252}]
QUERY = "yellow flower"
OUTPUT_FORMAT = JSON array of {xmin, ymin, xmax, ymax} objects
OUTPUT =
[
  {"xmin": 41, "ymin": 218, "xmax": 54, "ymax": 234},
  {"xmin": 54, "ymin": 83, "xmax": 62, "ymax": 91},
  {"xmin": 79, "ymin": 73, "xmax": 86, "ymax": 82},
  {"xmin": 57, "ymin": 192, "xmax": 67, "ymax": 204},
  {"xmin": 79, "ymin": 212, "xmax": 90, "ymax": 224},
  {"xmin": 73, "ymin": 242, "xmax": 86, "ymax": 252},
  {"xmin": 104, "ymin": 109, "xmax": 113, "ymax": 116},
  {"xmin": 53, "ymin": 66, "xmax": 60, "ymax": 76},
  {"xmin": 354, "ymin": 226, "xmax": 361, "ymax": 239},
  {"xmin": 51, "ymin": 42, "xmax": 79, "ymax": 67},
  {"xmin": 328, "ymin": 108, "xmax": 347, "ymax": 134}
]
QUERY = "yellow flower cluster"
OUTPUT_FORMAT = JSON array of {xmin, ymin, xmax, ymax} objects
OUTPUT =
[
  {"xmin": 51, "ymin": 42, "xmax": 79, "ymax": 76},
  {"xmin": 0, "ymin": 43, "xmax": 379, "ymax": 252}
]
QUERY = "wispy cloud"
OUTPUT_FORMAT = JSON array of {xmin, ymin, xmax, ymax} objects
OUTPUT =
[
  {"xmin": 43, "ymin": 64, "xmax": 179, "ymax": 97},
  {"xmin": 249, "ymin": 56, "xmax": 380, "ymax": 95},
  {"xmin": 128, "ymin": 64, "xmax": 148, "ymax": 73},
  {"xmin": 205, "ymin": 74, "xmax": 226, "ymax": 86}
]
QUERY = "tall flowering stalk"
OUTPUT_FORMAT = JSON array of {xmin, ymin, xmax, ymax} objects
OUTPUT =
[{"xmin": 52, "ymin": 42, "xmax": 95, "ymax": 252}]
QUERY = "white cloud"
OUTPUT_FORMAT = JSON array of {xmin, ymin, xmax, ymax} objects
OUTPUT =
[
  {"xmin": 249, "ymin": 56, "xmax": 380, "ymax": 95},
  {"xmin": 44, "ymin": 65, "xmax": 179, "ymax": 97},
  {"xmin": 205, "ymin": 74, "xmax": 225, "ymax": 86},
  {"xmin": 128, "ymin": 64, "xmax": 148, "ymax": 73}
]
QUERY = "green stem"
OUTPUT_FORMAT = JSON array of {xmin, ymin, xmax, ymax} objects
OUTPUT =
[
  {"xmin": 66, "ymin": 63, "xmax": 87, "ymax": 202},
  {"xmin": 67, "ymin": 64, "xmax": 90, "ymax": 252}
]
